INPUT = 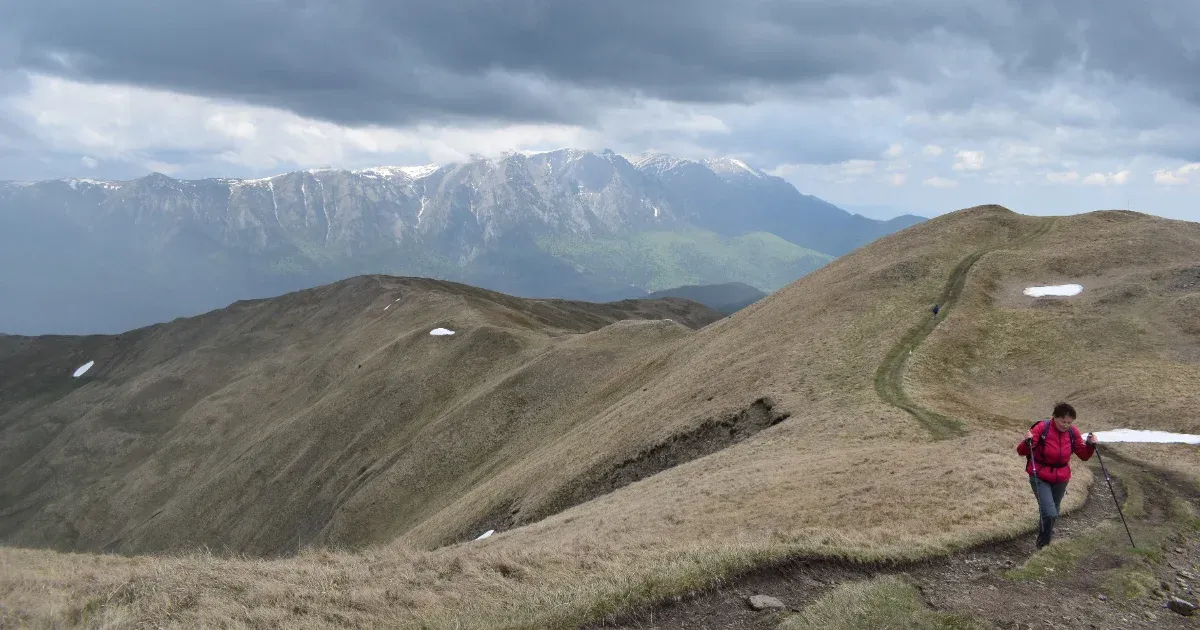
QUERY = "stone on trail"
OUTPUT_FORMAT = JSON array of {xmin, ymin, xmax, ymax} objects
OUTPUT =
[
  {"xmin": 1167, "ymin": 596, "xmax": 1197, "ymax": 617},
  {"xmin": 747, "ymin": 594, "xmax": 787, "ymax": 611}
]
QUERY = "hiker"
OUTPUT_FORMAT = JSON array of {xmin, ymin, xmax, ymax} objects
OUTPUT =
[
  {"xmin": 932, "ymin": 304, "xmax": 940, "ymax": 315},
  {"xmin": 1016, "ymin": 402, "xmax": 1097, "ymax": 549}
]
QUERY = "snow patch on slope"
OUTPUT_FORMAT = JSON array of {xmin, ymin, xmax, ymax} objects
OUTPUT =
[
  {"xmin": 625, "ymin": 153, "xmax": 695, "ymax": 172},
  {"xmin": 64, "ymin": 178, "xmax": 122, "ymax": 191},
  {"xmin": 356, "ymin": 164, "xmax": 441, "ymax": 180},
  {"xmin": 703, "ymin": 157, "xmax": 765, "ymax": 178},
  {"xmin": 1024, "ymin": 284, "xmax": 1083, "ymax": 297},
  {"xmin": 1091, "ymin": 429, "xmax": 1200, "ymax": 444}
]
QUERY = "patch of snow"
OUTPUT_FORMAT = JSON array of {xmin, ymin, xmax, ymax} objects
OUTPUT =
[
  {"xmin": 61, "ymin": 177, "xmax": 126, "ymax": 190},
  {"xmin": 625, "ymin": 152, "xmax": 694, "ymax": 172},
  {"xmin": 399, "ymin": 164, "xmax": 441, "ymax": 179},
  {"xmin": 703, "ymin": 157, "xmax": 765, "ymax": 178},
  {"xmin": 653, "ymin": 205, "xmax": 659, "ymax": 218},
  {"xmin": 65, "ymin": 178, "xmax": 114, "ymax": 190},
  {"xmin": 430, "ymin": 327, "xmax": 455, "ymax": 336},
  {"xmin": 474, "ymin": 530, "xmax": 494, "ymax": 541},
  {"xmin": 384, "ymin": 304, "xmax": 390, "ymax": 311},
  {"xmin": 268, "ymin": 180, "xmax": 279, "ymax": 226},
  {"xmin": 729, "ymin": 158, "xmax": 758, "ymax": 174},
  {"xmin": 316, "ymin": 178, "xmax": 330, "ymax": 245},
  {"xmin": 1023, "ymin": 284, "xmax": 1083, "ymax": 297},
  {"xmin": 73, "ymin": 360, "xmax": 94, "ymax": 378},
  {"xmin": 355, "ymin": 165, "xmax": 440, "ymax": 179},
  {"xmin": 1091, "ymin": 429, "xmax": 1200, "ymax": 444}
]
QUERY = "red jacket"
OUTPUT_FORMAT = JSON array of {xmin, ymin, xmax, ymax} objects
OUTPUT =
[{"xmin": 1016, "ymin": 420, "xmax": 1095, "ymax": 484}]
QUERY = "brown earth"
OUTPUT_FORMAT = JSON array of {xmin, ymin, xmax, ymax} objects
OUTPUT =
[
  {"xmin": 1, "ymin": 205, "xmax": 1199, "ymax": 629},
  {"xmin": 587, "ymin": 453, "xmax": 1200, "ymax": 630}
]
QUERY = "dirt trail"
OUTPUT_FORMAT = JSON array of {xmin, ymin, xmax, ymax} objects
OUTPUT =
[
  {"xmin": 872, "ymin": 251, "xmax": 980, "ymax": 439},
  {"xmin": 587, "ymin": 455, "xmax": 1200, "ymax": 629},
  {"xmin": 873, "ymin": 218, "xmax": 1058, "ymax": 440}
]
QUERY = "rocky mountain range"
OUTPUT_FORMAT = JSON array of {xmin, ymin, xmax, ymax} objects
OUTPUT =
[{"xmin": 0, "ymin": 149, "xmax": 923, "ymax": 334}]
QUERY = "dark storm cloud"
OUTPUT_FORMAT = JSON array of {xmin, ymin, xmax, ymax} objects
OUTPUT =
[{"xmin": 3, "ymin": 1, "xmax": 1198, "ymax": 129}]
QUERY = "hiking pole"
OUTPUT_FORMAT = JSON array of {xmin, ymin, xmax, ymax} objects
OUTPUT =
[
  {"xmin": 1026, "ymin": 437, "xmax": 1045, "ymax": 543},
  {"xmin": 1092, "ymin": 438, "xmax": 1136, "ymax": 548}
]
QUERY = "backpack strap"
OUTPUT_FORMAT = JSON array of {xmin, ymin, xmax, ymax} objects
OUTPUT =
[
  {"xmin": 1035, "ymin": 420, "xmax": 1081, "ymax": 464},
  {"xmin": 1032, "ymin": 420, "xmax": 1054, "ymax": 466}
]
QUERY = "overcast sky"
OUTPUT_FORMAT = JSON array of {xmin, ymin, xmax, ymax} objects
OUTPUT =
[{"xmin": 2, "ymin": 0, "xmax": 1199, "ymax": 221}]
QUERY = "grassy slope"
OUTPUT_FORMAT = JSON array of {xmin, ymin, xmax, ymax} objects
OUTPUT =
[
  {"xmin": 538, "ymin": 229, "xmax": 833, "ymax": 292},
  {"xmin": 2, "ymin": 207, "xmax": 1199, "ymax": 629},
  {"xmin": 0, "ymin": 279, "xmax": 725, "ymax": 557}
]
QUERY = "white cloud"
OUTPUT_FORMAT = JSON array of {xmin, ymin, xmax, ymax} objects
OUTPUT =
[
  {"xmin": 145, "ymin": 160, "xmax": 181, "ymax": 175},
  {"xmin": 80, "ymin": 155, "xmax": 98, "ymax": 168},
  {"xmin": 1081, "ymin": 170, "xmax": 1132, "ymax": 186},
  {"xmin": 884, "ymin": 143, "xmax": 904, "ymax": 158},
  {"xmin": 1046, "ymin": 171, "xmax": 1079, "ymax": 183},
  {"xmin": 999, "ymin": 143, "xmax": 1048, "ymax": 166},
  {"xmin": 205, "ymin": 113, "xmax": 257, "ymax": 140},
  {"xmin": 1152, "ymin": 163, "xmax": 1200, "ymax": 186},
  {"xmin": 923, "ymin": 176, "xmax": 958, "ymax": 188},
  {"xmin": 922, "ymin": 144, "xmax": 944, "ymax": 157},
  {"xmin": 952, "ymin": 150, "xmax": 985, "ymax": 171},
  {"xmin": 840, "ymin": 159, "xmax": 877, "ymax": 177},
  {"xmin": 889, "ymin": 173, "xmax": 907, "ymax": 186},
  {"xmin": 10, "ymin": 73, "xmax": 593, "ymax": 173}
]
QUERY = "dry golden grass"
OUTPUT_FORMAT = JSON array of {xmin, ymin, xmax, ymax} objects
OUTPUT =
[{"xmin": 2, "ymin": 206, "xmax": 1198, "ymax": 628}]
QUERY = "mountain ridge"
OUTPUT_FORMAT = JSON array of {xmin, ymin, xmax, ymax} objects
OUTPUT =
[{"xmin": 0, "ymin": 149, "xmax": 923, "ymax": 334}]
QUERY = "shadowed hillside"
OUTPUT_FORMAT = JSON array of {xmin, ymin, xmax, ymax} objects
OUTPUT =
[
  {"xmin": 0, "ymin": 280, "xmax": 724, "ymax": 556},
  {"xmin": 2, "ymin": 206, "xmax": 1198, "ymax": 629},
  {"xmin": 645, "ymin": 282, "xmax": 768, "ymax": 313}
]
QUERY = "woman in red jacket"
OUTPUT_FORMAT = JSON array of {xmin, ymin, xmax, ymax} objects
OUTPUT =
[{"xmin": 1016, "ymin": 402, "xmax": 1097, "ymax": 549}]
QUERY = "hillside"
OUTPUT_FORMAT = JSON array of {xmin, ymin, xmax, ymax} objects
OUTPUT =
[
  {"xmin": 646, "ymin": 282, "xmax": 768, "ymax": 313},
  {"xmin": 2, "ymin": 206, "xmax": 1198, "ymax": 629},
  {"xmin": 0, "ymin": 279, "xmax": 724, "ymax": 556},
  {"xmin": 0, "ymin": 150, "xmax": 910, "ymax": 335}
]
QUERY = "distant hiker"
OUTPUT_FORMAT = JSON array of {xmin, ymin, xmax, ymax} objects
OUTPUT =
[
  {"xmin": 1016, "ymin": 402, "xmax": 1097, "ymax": 549},
  {"xmin": 932, "ymin": 304, "xmax": 940, "ymax": 315}
]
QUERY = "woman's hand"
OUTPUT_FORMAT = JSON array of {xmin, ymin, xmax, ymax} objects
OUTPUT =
[{"xmin": 1086, "ymin": 432, "xmax": 1098, "ymax": 446}]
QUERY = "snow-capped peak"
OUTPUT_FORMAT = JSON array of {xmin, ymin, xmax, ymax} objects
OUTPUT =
[
  {"xmin": 702, "ymin": 157, "xmax": 765, "ymax": 179},
  {"xmin": 624, "ymin": 152, "xmax": 696, "ymax": 172},
  {"xmin": 355, "ymin": 164, "xmax": 441, "ymax": 180},
  {"xmin": 63, "ymin": 178, "xmax": 123, "ymax": 191}
]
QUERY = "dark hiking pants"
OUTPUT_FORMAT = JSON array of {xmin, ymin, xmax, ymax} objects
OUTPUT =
[{"xmin": 1029, "ymin": 475, "xmax": 1067, "ymax": 548}]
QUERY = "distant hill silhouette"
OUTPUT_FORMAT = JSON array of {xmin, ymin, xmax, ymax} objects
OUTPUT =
[{"xmin": 646, "ymin": 282, "xmax": 768, "ymax": 313}]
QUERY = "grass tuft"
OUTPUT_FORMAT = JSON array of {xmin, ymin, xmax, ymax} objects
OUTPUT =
[{"xmin": 777, "ymin": 575, "xmax": 986, "ymax": 630}]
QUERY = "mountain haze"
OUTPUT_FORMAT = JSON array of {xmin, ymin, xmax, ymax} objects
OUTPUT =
[{"xmin": 0, "ymin": 149, "xmax": 918, "ymax": 335}]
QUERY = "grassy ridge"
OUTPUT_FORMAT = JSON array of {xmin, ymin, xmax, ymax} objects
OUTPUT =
[{"xmin": 537, "ymin": 229, "xmax": 833, "ymax": 292}]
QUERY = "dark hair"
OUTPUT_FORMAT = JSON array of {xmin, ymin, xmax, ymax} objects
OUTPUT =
[{"xmin": 1052, "ymin": 402, "xmax": 1076, "ymax": 419}]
